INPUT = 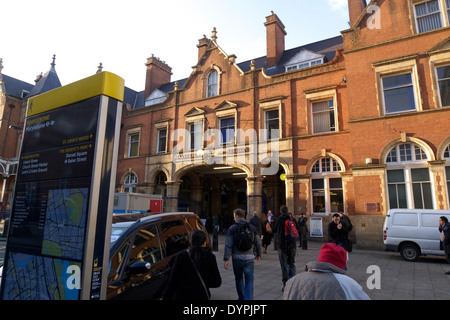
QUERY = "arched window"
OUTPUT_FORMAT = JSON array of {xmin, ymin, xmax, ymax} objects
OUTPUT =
[
  {"xmin": 444, "ymin": 144, "xmax": 450, "ymax": 208},
  {"xmin": 207, "ymin": 70, "xmax": 218, "ymax": 97},
  {"xmin": 311, "ymin": 157, "xmax": 343, "ymax": 215},
  {"xmin": 123, "ymin": 173, "xmax": 138, "ymax": 193},
  {"xmin": 154, "ymin": 172, "xmax": 167, "ymax": 197},
  {"xmin": 385, "ymin": 143, "xmax": 433, "ymax": 209}
]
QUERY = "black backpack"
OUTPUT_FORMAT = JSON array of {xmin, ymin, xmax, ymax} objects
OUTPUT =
[{"xmin": 234, "ymin": 222, "xmax": 254, "ymax": 252}]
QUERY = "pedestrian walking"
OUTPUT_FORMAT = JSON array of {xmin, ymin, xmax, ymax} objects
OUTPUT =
[
  {"xmin": 162, "ymin": 229, "xmax": 222, "ymax": 300},
  {"xmin": 338, "ymin": 211, "xmax": 353, "ymax": 252},
  {"xmin": 274, "ymin": 205, "xmax": 297, "ymax": 290},
  {"xmin": 261, "ymin": 213, "xmax": 273, "ymax": 254},
  {"xmin": 283, "ymin": 242, "xmax": 370, "ymax": 300},
  {"xmin": 439, "ymin": 216, "xmax": 450, "ymax": 275},
  {"xmin": 224, "ymin": 208, "xmax": 262, "ymax": 300},
  {"xmin": 249, "ymin": 211, "xmax": 263, "ymax": 236},
  {"xmin": 298, "ymin": 212, "xmax": 308, "ymax": 250}
]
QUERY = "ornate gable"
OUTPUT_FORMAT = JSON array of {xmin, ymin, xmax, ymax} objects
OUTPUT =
[{"xmin": 185, "ymin": 107, "xmax": 205, "ymax": 118}]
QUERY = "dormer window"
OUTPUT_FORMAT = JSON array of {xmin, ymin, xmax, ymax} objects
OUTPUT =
[
  {"xmin": 21, "ymin": 90, "xmax": 30, "ymax": 98},
  {"xmin": 284, "ymin": 49, "xmax": 325, "ymax": 72}
]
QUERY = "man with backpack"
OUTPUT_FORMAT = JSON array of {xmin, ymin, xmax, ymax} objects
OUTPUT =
[
  {"xmin": 224, "ymin": 208, "xmax": 262, "ymax": 300},
  {"xmin": 274, "ymin": 205, "xmax": 297, "ymax": 291}
]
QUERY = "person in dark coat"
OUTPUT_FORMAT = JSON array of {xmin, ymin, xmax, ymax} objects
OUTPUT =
[
  {"xmin": 249, "ymin": 211, "xmax": 263, "ymax": 236},
  {"xmin": 162, "ymin": 230, "xmax": 222, "ymax": 300},
  {"xmin": 298, "ymin": 213, "xmax": 308, "ymax": 250},
  {"xmin": 439, "ymin": 216, "xmax": 450, "ymax": 275},
  {"xmin": 328, "ymin": 213, "xmax": 350, "ymax": 251},
  {"xmin": 274, "ymin": 205, "xmax": 296, "ymax": 289}
]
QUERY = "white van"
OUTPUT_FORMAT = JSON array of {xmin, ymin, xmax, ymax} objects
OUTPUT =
[{"xmin": 383, "ymin": 209, "xmax": 450, "ymax": 261}]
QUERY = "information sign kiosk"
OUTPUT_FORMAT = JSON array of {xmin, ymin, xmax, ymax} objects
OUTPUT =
[{"xmin": 0, "ymin": 72, "xmax": 124, "ymax": 300}]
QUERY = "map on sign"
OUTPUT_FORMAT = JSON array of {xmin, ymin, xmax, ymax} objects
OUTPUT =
[
  {"xmin": 2, "ymin": 252, "xmax": 81, "ymax": 300},
  {"xmin": 41, "ymin": 188, "xmax": 89, "ymax": 260}
]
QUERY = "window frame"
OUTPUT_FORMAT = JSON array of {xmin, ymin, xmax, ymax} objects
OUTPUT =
[
  {"xmin": 381, "ymin": 72, "xmax": 418, "ymax": 115},
  {"xmin": 156, "ymin": 128, "xmax": 167, "ymax": 154},
  {"xmin": 264, "ymin": 109, "xmax": 280, "ymax": 140},
  {"xmin": 125, "ymin": 127, "xmax": 141, "ymax": 158},
  {"xmin": 436, "ymin": 64, "xmax": 450, "ymax": 107},
  {"xmin": 187, "ymin": 120, "xmax": 204, "ymax": 151},
  {"xmin": 384, "ymin": 143, "xmax": 435, "ymax": 210},
  {"xmin": 305, "ymin": 88, "xmax": 339, "ymax": 135},
  {"xmin": 123, "ymin": 172, "xmax": 138, "ymax": 193},
  {"xmin": 259, "ymin": 99, "xmax": 282, "ymax": 141},
  {"xmin": 219, "ymin": 117, "xmax": 235, "ymax": 145},
  {"xmin": 373, "ymin": 57, "xmax": 422, "ymax": 116},
  {"xmin": 411, "ymin": 0, "xmax": 450, "ymax": 34},
  {"xmin": 207, "ymin": 70, "xmax": 219, "ymax": 97},
  {"xmin": 311, "ymin": 98, "xmax": 337, "ymax": 134},
  {"xmin": 310, "ymin": 157, "xmax": 344, "ymax": 216},
  {"xmin": 443, "ymin": 143, "xmax": 450, "ymax": 208},
  {"xmin": 285, "ymin": 58, "xmax": 324, "ymax": 72}
]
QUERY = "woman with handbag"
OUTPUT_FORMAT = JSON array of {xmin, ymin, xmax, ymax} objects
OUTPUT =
[{"xmin": 162, "ymin": 230, "xmax": 222, "ymax": 300}]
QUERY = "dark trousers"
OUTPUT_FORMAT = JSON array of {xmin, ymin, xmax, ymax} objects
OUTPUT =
[{"xmin": 278, "ymin": 241, "xmax": 296, "ymax": 286}]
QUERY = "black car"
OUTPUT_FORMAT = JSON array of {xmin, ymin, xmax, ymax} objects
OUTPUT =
[{"xmin": 107, "ymin": 212, "xmax": 209, "ymax": 300}]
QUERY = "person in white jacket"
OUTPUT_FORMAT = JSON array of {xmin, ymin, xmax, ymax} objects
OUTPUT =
[{"xmin": 283, "ymin": 243, "xmax": 370, "ymax": 300}]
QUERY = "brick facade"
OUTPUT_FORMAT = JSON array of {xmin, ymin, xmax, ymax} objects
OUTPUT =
[{"xmin": 117, "ymin": 0, "xmax": 450, "ymax": 249}]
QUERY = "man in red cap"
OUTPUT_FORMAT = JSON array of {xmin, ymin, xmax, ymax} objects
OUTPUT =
[{"xmin": 283, "ymin": 243, "xmax": 370, "ymax": 300}]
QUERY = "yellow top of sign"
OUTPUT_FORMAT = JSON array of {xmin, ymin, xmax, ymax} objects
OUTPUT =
[{"xmin": 26, "ymin": 71, "xmax": 125, "ymax": 117}]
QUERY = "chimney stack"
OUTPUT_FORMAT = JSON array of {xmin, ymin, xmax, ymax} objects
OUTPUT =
[
  {"xmin": 197, "ymin": 35, "xmax": 211, "ymax": 61},
  {"xmin": 145, "ymin": 55, "xmax": 172, "ymax": 98},
  {"xmin": 265, "ymin": 11, "xmax": 286, "ymax": 68},
  {"xmin": 348, "ymin": 0, "xmax": 367, "ymax": 28}
]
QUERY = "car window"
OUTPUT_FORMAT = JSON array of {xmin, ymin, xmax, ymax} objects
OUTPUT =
[
  {"xmin": 129, "ymin": 224, "xmax": 163, "ymax": 265},
  {"xmin": 108, "ymin": 238, "xmax": 131, "ymax": 282},
  {"xmin": 159, "ymin": 219, "xmax": 189, "ymax": 257}
]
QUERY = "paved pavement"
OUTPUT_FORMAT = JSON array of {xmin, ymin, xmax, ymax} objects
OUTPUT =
[
  {"xmin": 0, "ymin": 222, "xmax": 449, "ymax": 300},
  {"xmin": 210, "ymin": 234, "xmax": 450, "ymax": 300}
]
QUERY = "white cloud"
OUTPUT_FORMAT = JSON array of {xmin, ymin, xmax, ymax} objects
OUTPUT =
[{"xmin": 328, "ymin": 0, "xmax": 348, "ymax": 11}]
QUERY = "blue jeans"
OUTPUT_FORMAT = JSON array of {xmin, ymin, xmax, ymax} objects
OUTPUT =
[{"xmin": 232, "ymin": 258, "xmax": 254, "ymax": 300}]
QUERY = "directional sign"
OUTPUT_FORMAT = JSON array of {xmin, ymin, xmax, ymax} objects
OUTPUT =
[{"xmin": 0, "ymin": 72, "xmax": 124, "ymax": 300}]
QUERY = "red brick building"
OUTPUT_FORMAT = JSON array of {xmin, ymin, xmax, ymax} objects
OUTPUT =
[
  {"xmin": 117, "ymin": 0, "xmax": 450, "ymax": 248},
  {"xmin": 0, "ymin": 57, "xmax": 61, "ymax": 213}
]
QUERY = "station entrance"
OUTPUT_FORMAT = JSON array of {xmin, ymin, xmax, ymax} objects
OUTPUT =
[{"xmin": 168, "ymin": 164, "xmax": 286, "ymax": 228}]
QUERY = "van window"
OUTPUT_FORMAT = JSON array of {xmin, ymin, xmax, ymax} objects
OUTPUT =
[
  {"xmin": 129, "ymin": 224, "xmax": 163, "ymax": 265},
  {"xmin": 421, "ymin": 214, "xmax": 440, "ymax": 228},
  {"xmin": 392, "ymin": 212, "xmax": 418, "ymax": 227},
  {"xmin": 160, "ymin": 219, "xmax": 189, "ymax": 257}
]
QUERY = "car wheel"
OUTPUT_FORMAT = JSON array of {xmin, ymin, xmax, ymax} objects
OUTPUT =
[{"xmin": 400, "ymin": 243, "xmax": 420, "ymax": 262}]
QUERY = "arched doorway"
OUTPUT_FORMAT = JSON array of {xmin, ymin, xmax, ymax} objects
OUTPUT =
[{"xmin": 262, "ymin": 165, "xmax": 286, "ymax": 217}]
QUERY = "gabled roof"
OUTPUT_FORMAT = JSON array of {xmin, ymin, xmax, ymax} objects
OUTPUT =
[
  {"xmin": 237, "ymin": 35, "xmax": 343, "ymax": 76},
  {"xmin": 128, "ymin": 35, "xmax": 344, "ymax": 110},
  {"xmin": 1, "ymin": 74, "xmax": 34, "ymax": 99},
  {"xmin": 28, "ymin": 57, "xmax": 62, "ymax": 97}
]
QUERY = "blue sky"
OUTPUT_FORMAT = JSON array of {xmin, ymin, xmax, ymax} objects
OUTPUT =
[{"xmin": 1, "ymin": 0, "xmax": 349, "ymax": 91}]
